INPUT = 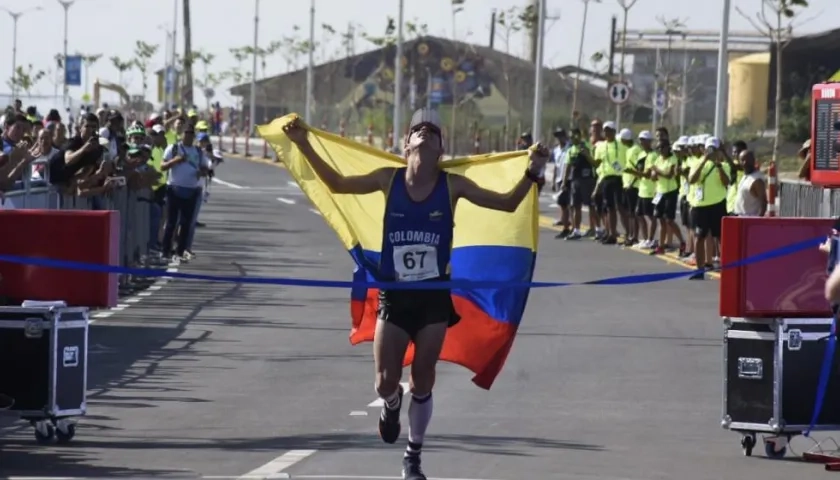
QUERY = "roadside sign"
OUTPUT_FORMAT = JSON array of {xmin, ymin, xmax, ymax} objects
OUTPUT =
[
  {"xmin": 608, "ymin": 82, "xmax": 631, "ymax": 104},
  {"xmin": 655, "ymin": 88, "xmax": 667, "ymax": 114}
]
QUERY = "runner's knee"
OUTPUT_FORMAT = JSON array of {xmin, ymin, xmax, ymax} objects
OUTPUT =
[
  {"xmin": 409, "ymin": 367, "xmax": 435, "ymax": 396},
  {"xmin": 375, "ymin": 370, "xmax": 402, "ymax": 398}
]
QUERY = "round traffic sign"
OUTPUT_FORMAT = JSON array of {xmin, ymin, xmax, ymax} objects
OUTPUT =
[{"xmin": 608, "ymin": 82, "xmax": 631, "ymax": 105}]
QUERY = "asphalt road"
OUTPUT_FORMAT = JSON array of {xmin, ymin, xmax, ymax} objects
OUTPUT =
[{"xmin": 0, "ymin": 156, "xmax": 835, "ymax": 479}]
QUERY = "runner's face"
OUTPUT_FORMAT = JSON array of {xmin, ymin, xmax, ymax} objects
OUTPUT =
[{"xmin": 408, "ymin": 123, "xmax": 442, "ymax": 152}]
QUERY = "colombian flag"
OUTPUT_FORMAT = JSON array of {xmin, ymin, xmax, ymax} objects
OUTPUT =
[{"xmin": 257, "ymin": 114, "xmax": 539, "ymax": 389}]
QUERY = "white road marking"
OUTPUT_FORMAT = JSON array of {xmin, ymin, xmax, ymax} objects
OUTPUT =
[
  {"xmin": 277, "ymin": 197, "xmax": 296, "ymax": 205},
  {"xmin": 237, "ymin": 450, "xmax": 317, "ymax": 479},
  {"xmin": 308, "ymin": 208, "xmax": 321, "ymax": 216},
  {"xmin": 288, "ymin": 476, "xmax": 505, "ymax": 480},
  {"xmin": 367, "ymin": 382, "xmax": 410, "ymax": 407},
  {"xmin": 213, "ymin": 177, "xmax": 247, "ymax": 189},
  {"xmin": 287, "ymin": 181, "xmax": 300, "ymax": 189},
  {"xmin": 88, "ymin": 266, "xmax": 178, "ymax": 325},
  {"xmin": 349, "ymin": 410, "xmax": 368, "ymax": 416}
]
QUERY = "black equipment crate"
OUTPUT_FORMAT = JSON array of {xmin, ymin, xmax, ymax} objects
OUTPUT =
[
  {"xmin": 722, "ymin": 317, "xmax": 840, "ymax": 457},
  {"xmin": 0, "ymin": 304, "xmax": 88, "ymax": 443}
]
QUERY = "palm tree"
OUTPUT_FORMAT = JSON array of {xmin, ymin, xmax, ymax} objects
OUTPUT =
[{"xmin": 182, "ymin": 0, "xmax": 194, "ymax": 107}]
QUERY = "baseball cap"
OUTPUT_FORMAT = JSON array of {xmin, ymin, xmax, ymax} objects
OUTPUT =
[
  {"xmin": 618, "ymin": 128, "xmax": 633, "ymax": 141},
  {"xmin": 151, "ymin": 124, "xmax": 165, "ymax": 134},
  {"xmin": 127, "ymin": 146, "xmax": 141, "ymax": 156},
  {"xmin": 603, "ymin": 121, "xmax": 617, "ymax": 131},
  {"xmin": 638, "ymin": 130, "xmax": 653, "ymax": 140},
  {"xmin": 705, "ymin": 136, "xmax": 721, "ymax": 149},
  {"xmin": 409, "ymin": 108, "xmax": 442, "ymax": 133},
  {"xmin": 676, "ymin": 135, "xmax": 690, "ymax": 146},
  {"xmin": 196, "ymin": 132, "xmax": 210, "ymax": 142}
]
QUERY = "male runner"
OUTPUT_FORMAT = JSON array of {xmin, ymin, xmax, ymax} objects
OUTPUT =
[{"xmin": 283, "ymin": 108, "xmax": 547, "ymax": 480}]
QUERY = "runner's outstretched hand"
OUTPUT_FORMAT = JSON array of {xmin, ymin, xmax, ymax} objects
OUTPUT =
[
  {"xmin": 283, "ymin": 117, "xmax": 309, "ymax": 146},
  {"xmin": 527, "ymin": 142, "xmax": 549, "ymax": 175}
]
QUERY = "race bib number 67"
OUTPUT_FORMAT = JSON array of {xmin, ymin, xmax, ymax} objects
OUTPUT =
[{"xmin": 393, "ymin": 244, "xmax": 439, "ymax": 282}]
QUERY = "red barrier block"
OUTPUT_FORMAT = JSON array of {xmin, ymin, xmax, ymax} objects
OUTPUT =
[
  {"xmin": 0, "ymin": 209, "xmax": 120, "ymax": 308},
  {"xmin": 720, "ymin": 216, "xmax": 833, "ymax": 318}
]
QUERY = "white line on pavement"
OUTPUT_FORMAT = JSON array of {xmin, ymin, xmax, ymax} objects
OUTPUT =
[
  {"xmin": 289, "ymin": 476, "xmax": 505, "ymax": 480},
  {"xmin": 308, "ymin": 208, "xmax": 322, "ymax": 216},
  {"xmin": 367, "ymin": 382, "xmax": 410, "ymax": 407},
  {"xmin": 237, "ymin": 450, "xmax": 317, "ymax": 480},
  {"xmin": 277, "ymin": 197, "xmax": 296, "ymax": 205},
  {"xmin": 89, "ymin": 266, "xmax": 178, "ymax": 325},
  {"xmin": 212, "ymin": 177, "xmax": 248, "ymax": 189},
  {"xmin": 287, "ymin": 181, "xmax": 300, "ymax": 189}
]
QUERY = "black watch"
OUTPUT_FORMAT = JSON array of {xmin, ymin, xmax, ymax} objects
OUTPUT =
[{"xmin": 525, "ymin": 169, "xmax": 540, "ymax": 183}]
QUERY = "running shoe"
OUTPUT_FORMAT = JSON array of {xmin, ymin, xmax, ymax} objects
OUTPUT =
[
  {"xmin": 378, "ymin": 384, "xmax": 404, "ymax": 444},
  {"xmin": 402, "ymin": 454, "xmax": 427, "ymax": 480}
]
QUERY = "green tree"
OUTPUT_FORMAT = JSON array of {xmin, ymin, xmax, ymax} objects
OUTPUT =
[
  {"xmin": 737, "ymin": 0, "xmax": 810, "ymax": 162},
  {"xmin": 110, "ymin": 56, "xmax": 134, "ymax": 88},
  {"xmin": 7, "ymin": 64, "xmax": 46, "ymax": 97},
  {"xmin": 778, "ymin": 94, "xmax": 810, "ymax": 143},
  {"xmin": 132, "ymin": 41, "xmax": 160, "ymax": 106}
]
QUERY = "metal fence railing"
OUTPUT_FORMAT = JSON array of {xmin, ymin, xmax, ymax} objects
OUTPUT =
[
  {"xmin": 3, "ymin": 177, "xmax": 154, "ymax": 294},
  {"xmin": 778, "ymin": 179, "xmax": 840, "ymax": 219}
]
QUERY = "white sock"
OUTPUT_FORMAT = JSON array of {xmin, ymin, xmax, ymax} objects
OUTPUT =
[{"xmin": 406, "ymin": 392, "xmax": 433, "ymax": 451}]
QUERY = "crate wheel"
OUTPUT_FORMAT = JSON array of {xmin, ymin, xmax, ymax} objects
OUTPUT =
[
  {"xmin": 741, "ymin": 433, "xmax": 756, "ymax": 456},
  {"xmin": 55, "ymin": 423, "xmax": 76, "ymax": 444},
  {"xmin": 34, "ymin": 423, "xmax": 54, "ymax": 445},
  {"xmin": 763, "ymin": 438, "xmax": 787, "ymax": 459}
]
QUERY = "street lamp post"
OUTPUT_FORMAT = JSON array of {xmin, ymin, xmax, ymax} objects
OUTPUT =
[
  {"xmin": 713, "ymin": 0, "xmax": 731, "ymax": 139},
  {"xmin": 1, "ymin": 6, "xmax": 43, "ymax": 100},
  {"xmin": 304, "ymin": 0, "xmax": 315, "ymax": 123},
  {"xmin": 531, "ymin": 0, "xmax": 546, "ymax": 142},
  {"xmin": 249, "ymin": 0, "xmax": 259, "ymax": 135},
  {"xmin": 392, "ymin": 0, "xmax": 404, "ymax": 153},
  {"xmin": 56, "ymin": 0, "xmax": 75, "ymax": 109}
]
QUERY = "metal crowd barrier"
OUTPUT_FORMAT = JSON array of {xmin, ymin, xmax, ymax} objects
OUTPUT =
[
  {"xmin": 779, "ymin": 179, "xmax": 840, "ymax": 218},
  {"xmin": 3, "ymin": 179, "xmax": 153, "ymax": 293}
]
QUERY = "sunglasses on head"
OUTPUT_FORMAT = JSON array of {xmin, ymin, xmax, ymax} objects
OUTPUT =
[{"xmin": 411, "ymin": 122, "xmax": 440, "ymax": 137}]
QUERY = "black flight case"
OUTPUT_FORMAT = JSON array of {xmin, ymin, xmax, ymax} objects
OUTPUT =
[
  {"xmin": 0, "ymin": 303, "xmax": 89, "ymax": 444},
  {"xmin": 722, "ymin": 316, "xmax": 840, "ymax": 458}
]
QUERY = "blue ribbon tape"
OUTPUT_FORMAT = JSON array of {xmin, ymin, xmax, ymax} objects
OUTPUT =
[{"xmin": 0, "ymin": 236, "xmax": 823, "ymax": 290}]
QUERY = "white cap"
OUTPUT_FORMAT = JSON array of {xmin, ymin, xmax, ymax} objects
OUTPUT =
[
  {"xmin": 603, "ymin": 121, "xmax": 617, "ymax": 131},
  {"xmin": 618, "ymin": 128, "xmax": 633, "ymax": 141},
  {"xmin": 676, "ymin": 135, "xmax": 690, "ymax": 146},
  {"xmin": 151, "ymin": 124, "xmax": 165, "ymax": 134},
  {"xmin": 705, "ymin": 136, "xmax": 721, "ymax": 149},
  {"xmin": 638, "ymin": 130, "xmax": 653, "ymax": 140},
  {"xmin": 98, "ymin": 127, "xmax": 110, "ymax": 139},
  {"xmin": 148, "ymin": 113, "xmax": 161, "ymax": 122}
]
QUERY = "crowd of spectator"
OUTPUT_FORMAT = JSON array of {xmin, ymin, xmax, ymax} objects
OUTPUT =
[
  {"xmin": 544, "ymin": 120, "xmax": 769, "ymax": 280},
  {"xmin": 0, "ymin": 100, "xmax": 223, "ymax": 265}
]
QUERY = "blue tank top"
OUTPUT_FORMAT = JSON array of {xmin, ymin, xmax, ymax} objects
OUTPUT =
[{"xmin": 379, "ymin": 168, "xmax": 454, "ymax": 282}]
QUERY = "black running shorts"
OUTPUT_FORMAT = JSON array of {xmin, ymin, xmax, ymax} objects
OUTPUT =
[
  {"xmin": 623, "ymin": 188, "xmax": 639, "ymax": 213},
  {"xmin": 691, "ymin": 200, "xmax": 727, "ymax": 238},
  {"xmin": 599, "ymin": 176, "xmax": 623, "ymax": 211},
  {"xmin": 377, "ymin": 276, "xmax": 460, "ymax": 340},
  {"xmin": 654, "ymin": 190, "xmax": 679, "ymax": 220},
  {"xmin": 636, "ymin": 196, "xmax": 655, "ymax": 217},
  {"xmin": 571, "ymin": 178, "xmax": 595, "ymax": 207}
]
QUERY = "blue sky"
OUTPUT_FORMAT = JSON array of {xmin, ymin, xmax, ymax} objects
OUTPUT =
[{"xmin": 0, "ymin": 0, "xmax": 833, "ymax": 107}]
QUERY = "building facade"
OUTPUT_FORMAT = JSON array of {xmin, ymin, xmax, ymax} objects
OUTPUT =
[{"xmin": 616, "ymin": 29, "xmax": 770, "ymax": 128}]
